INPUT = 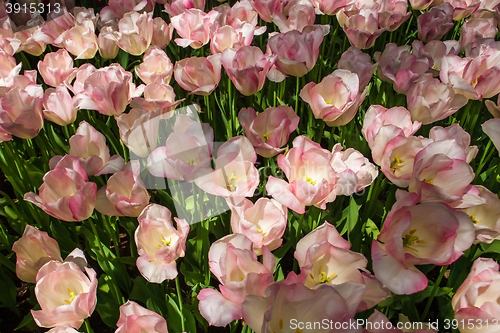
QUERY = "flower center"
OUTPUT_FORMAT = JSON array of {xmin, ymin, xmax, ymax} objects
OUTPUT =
[
  {"xmin": 402, "ymin": 229, "xmax": 427, "ymax": 253},
  {"xmin": 257, "ymin": 228, "xmax": 268, "ymax": 242},
  {"xmin": 64, "ymin": 288, "xmax": 82, "ymax": 304},
  {"xmin": 390, "ymin": 154, "xmax": 404, "ymax": 173},
  {"xmin": 422, "ymin": 178, "xmax": 434, "ymax": 184},
  {"xmin": 263, "ymin": 132, "xmax": 270, "ymax": 143},
  {"xmin": 470, "ymin": 214, "xmax": 481, "ymax": 224},
  {"xmin": 186, "ymin": 157, "xmax": 198, "ymax": 166},
  {"xmin": 305, "ymin": 175, "xmax": 317, "ymax": 185},
  {"xmin": 309, "ymin": 265, "xmax": 336, "ymax": 286},
  {"xmin": 157, "ymin": 237, "xmax": 171, "ymax": 248},
  {"xmin": 225, "ymin": 172, "xmax": 241, "ymax": 192}
]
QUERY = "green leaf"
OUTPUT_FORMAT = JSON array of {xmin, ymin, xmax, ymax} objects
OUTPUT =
[
  {"xmin": 165, "ymin": 294, "xmax": 183, "ymax": 333},
  {"xmin": 96, "ymin": 276, "xmax": 121, "ymax": 328},
  {"xmin": 14, "ymin": 304, "xmax": 40, "ymax": 330}
]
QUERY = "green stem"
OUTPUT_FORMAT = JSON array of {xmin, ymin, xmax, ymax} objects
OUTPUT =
[
  {"xmin": 175, "ymin": 276, "xmax": 186, "ymax": 332},
  {"xmin": 421, "ymin": 265, "xmax": 448, "ymax": 321},
  {"xmin": 84, "ymin": 318, "xmax": 92, "ymax": 333},
  {"xmin": 295, "ymin": 76, "xmax": 300, "ymax": 118}
]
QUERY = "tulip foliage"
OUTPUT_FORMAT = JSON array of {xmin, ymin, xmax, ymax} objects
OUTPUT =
[{"xmin": 2, "ymin": 0, "xmax": 500, "ymax": 332}]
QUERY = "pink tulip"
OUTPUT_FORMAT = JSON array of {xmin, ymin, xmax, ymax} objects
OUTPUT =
[
  {"xmin": 0, "ymin": 75, "xmax": 44, "ymax": 139},
  {"xmin": 42, "ymin": 85, "xmax": 78, "ymax": 127},
  {"xmin": 429, "ymin": 123, "xmax": 478, "ymax": 164},
  {"xmin": 485, "ymin": 94, "xmax": 500, "ymax": 117},
  {"xmin": 37, "ymin": 49, "xmax": 76, "ymax": 87},
  {"xmin": 11, "ymin": 225, "xmax": 63, "ymax": 283},
  {"xmin": 267, "ymin": 26, "xmax": 324, "ymax": 77},
  {"xmin": 483, "ymin": 118, "xmax": 500, "ymax": 153},
  {"xmin": 300, "ymin": 69, "xmax": 367, "ymax": 127},
  {"xmin": 238, "ymin": 106, "xmax": 299, "ymax": 158},
  {"xmin": 229, "ymin": 198, "xmax": 287, "ymax": 254},
  {"xmin": 406, "ymin": 73, "xmax": 468, "ymax": 125},
  {"xmin": 459, "ymin": 16, "xmax": 498, "ymax": 51},
  {"xmin": 135, "ymin": 47, "xmax": 173, "ymax": 85},
  {"xmin": 110, "ymin": 11, "xmax": 154, "ymax": 56},
  {"xmin": 46, "ymin": 328, "xmax": 81, "ymax": 333},
  {"xmin": 116, "ymin": 300, "xmax": 169, "ymax": 333},
  {"xmin": 330, "ymin": 144, "xmax": 378, "ymax": 195},
  {"xmin": 372, "ymin": 190, "xmax": 475, "ymax": 295},
  {"xmin": 314, "ymin": 0, "xmax": 354, "ymax": 15},
  {"xmin": 152, "ymin": 17, "xmax": 173, "ymax": 49},
  {"xmin": 38, "ymin": 10, "xmax": 75, "ymax": 47},
  {"xmin": 163, "ymin": 0, "xmax": 206, "ymax": 17},
  {"xmin": 100, "ymin": 0, "xmax": 154, "ymax": 23},
  {"xmin": 227, "ymin": 0, "xmax": 266, "ymax": 33},
  {"xmin": 171, "ymin": 9, "xmax": 214, "ymax": 49},
  {"xmin": 129, "ymin": 82, "xmax": 183, "ymax": 114},
  {"xmin": 11, "ymin": 25, "xmax": 47, "ymax": 57},
  {"xmin": 31, "ymin": 261, "xmax": 97, "ymax": 329},
  {"xmin": 95, "ymin": 162, "xmax": 150, "ymax": 217},
  {"xmin": 174, "ymin": 55, "xmax": 221, "ymax": 95},
  {"xmin": 0, "ymin": 49, "xmax": 19, "ymax": 80},
  {"xmin": 410, "ymin": 0, "xmax": 441, "ymax": 10},
  {"xmin": 75, "ymin": 64, "xmax": 144, "ymax": 116},
  {"xmin": 63, "ymin": 25, "xmax": 98, "ymax": 60},
  {"xmin": 49, "ymin": 121, "xmax": 124, "ymax": 176},
  {"xmin": 266, "ymin": 136, "xmax": 338, "ymax": 214},
  {"xmin": 97, "ymin": 24, "xmax": 120, "ymax": 59},
  {"xmin": 241, "ymin": 276, "xmax": 365, "ymax": 333},
  {"xmin": 210, "ymin": 24, "xmax": 255, "ymax": 54},
  {"xmin": 116, "ymin": 108, "xmax": 161, "ymax": 158},
  {"xmin": 374, "ymin": 43, "xmax": 429, "ymax": 94},
  {"xmin": 198, "ymin": 233, "xmax": 274, "ymax": 327},
  {"xmin": 222, "ymin": 46, "xmax": 275, "ymax": 96},
  {"xmin": 195, "ymin": 137, "xmax": 259, "ymax": 201},
  {"xmin": 135, "ymin": 204, "xmax": 189, "ymax": 283},
  {"xmin": 452, "ymin": 257, "xmax": 500, "ymax": 328},
  {"xmin": 378, "ymin": 0, "xmax": 411, "ymax": 31},
  {"xmin": 69, "ymin": 64, "xmax": 96, "ymax": 95},
  {"xmin": 24, "ymin": 156, "xmax": 97, "ymax": 222},
  {"xmin": 338, "ymin": 46, "xmax": 377, "ymax": 91},
  {"xmin": 147, "ymin": 114, "xmax": 214, "ymax": 181},
  {"xmin": 250, "ymin": 0, "xmax": 282, "ymax": 21},
  {"xmin": 339, "ymin": 9, "xmax": 386, "ymax": 49},
  {"xmin": 272, "ymin": 0, "xmax": 316, "ymax": 33},
  {"xmin": 411, "ymin": 39, "xmax": 461, "ymax": 74},
  {"xmin": 417, "ymin": 3, "xmax": 454, "ymax": 42},
  {"xmin": 444, "ymin": 0, "xmax": 480, "ymax": 20}
]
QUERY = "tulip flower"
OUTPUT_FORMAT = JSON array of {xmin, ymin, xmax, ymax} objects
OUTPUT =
[
  {"xmin": 339, "ymin": 9, "xmax": 386, "ymax": 49},
  {"xmin": 242, "ymin": 276, "xmax": 365, "ymax": 333},
  {"xmin": 152, "ymin": 17, "xmax": 173, "ymax": 49},
  {"xmin": 229, "ymin": 198, "xmax": 287, "ymax": 254},
  {"xmin": 171, "ymin": 9, "xmax": 214, "ymax": 49},
  {"xmin": 266, "ymin": 136, "xmax": 338, "ymax": 214},
  {"xmin": 31, "ymin": 261, "xmax": 97, "ymax": 329},
  {"xmin": 267, "ymin": 26, "xmax": 324, "ymax": 77},
  {"xmin": 75, "ymin": 64, "xmax": 144, "ymax": 116},
  {"xmin": 110, "ymin": 11, "xmax": 154, "ymax": 56},
  {"xmin": 63, "ymin": 25, "xmax": 98, "ymax": 60},
  {"xmin": 238, "ymin": 105, "xmax": 299, "ymax": 158},
  {"xmin": 417, "ymin": 3, "xmax": 454, "ymax": 42},
  {"xmin": 37, "ymin": 49, "xmax": 76, "ymax": 87},
  {"xmin": 69, "ymin": 64, "xmax": 96, "ymax": 95},
  {"xmin": 174, "ymin": 55, "xmax": 221, "ymax": 95},
  {"xmin": 372, "ymin": 190, "xmax": 475, "ymax": 295},
  {"xmin": 11, "ymin": 225, "xmax": 63, "ymax": 283},
  {"xmin": 482, "ymin": 118, "xmax": 500, "ymax": 153},
  {"xmin": 210, "ymin": 23, "xmax": 255, "ymax": 54},
  {"xmin": 147, "ymin": 114, "xmax": 214, "ymax": 181},
  {"xmin": 338, "ymin": 46, "xmax": 377, "ymax": 91},
  {"xmin": 116, "ymin": 108, "xmax": 162, "ymax": 158},
  {"xmin": 97, "ymin": 24, "xmax": 120, "ymax": 59},
  {"xmin": 300, "ymin": 69, "xmax": 367, "ymax": 127},
  {"xmin": 42, "ymin": 85, "xmax": 78, "ymax": 127},
  {"xmin": 129, "ymin": 82, "xmax": 183, "ymax": 114},
  {"xmin": 459, "ymin": 17, "xmax": 497, "ymax": 51},
  {"xmin": 46, "ymin": 328, "xmax": 81, "ymax": 333},
  {"xmin": 100, "ymin": 0, "xmax": 154, "ymax": 23},
  {"xmin": 95, "ymin": 162, "xmax": 150, "ymax": 217},
  {"xmin": 272, "ymin": 0, "xmax": 316, "ymax": 33},
  {"xmin": 24, "ymin": 156, "xmax": 97, "ymax": 222},
  {"xmin": 411, "ymin": 39, "xmax": 461, "ymax": 74},
  {"xmin": 250, "ymin": 0, "xmax": 282, "ymax": 21},
  {"xmin": 313, "ymin": 0, "xmax": 353, "ymax": 15},
  {"xmin": 164, "ymin": 0, "xmax": 206, "ymax": 17},
  {"xmin": 135, "ymin": 47, "xmax": 173, "ymax": 85},
  {"xmin": 452, "ymin": 257, "xmax": 500, "ymax": 329},
  {"xmin": 116, "ymin": 300, "xmax": 169, "ymax": 333},
  {"xmin": 444, "ymin": 0, "xmax": 480, "ymax": 20},
  {"xmin": 378, "ymin": 0, "xmax": 411, "ymax": 31},
  {"xmin": 198, "ymin": 234, "xmax": 275, "ymax": 327},
  {"xmin": 135, "ymin": 204, "xmax": 189, "ymax": 283}
]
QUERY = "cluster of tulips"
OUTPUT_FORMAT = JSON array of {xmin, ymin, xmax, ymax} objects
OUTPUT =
[{"xmin": 1, "ymin": 0, "xmax": 500, "ymax": 332}]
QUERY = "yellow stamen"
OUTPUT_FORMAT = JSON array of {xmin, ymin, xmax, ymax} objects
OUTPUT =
[
  {"xmin": 471, "ymin": 214, "xmax": 482, "ymax": 224},
  {"xmin": 422, "ymin": 178, "xmax": 434, "ymax": 184},
  {"xmin": 305, "ymin": 175, "xmax": 317, "ymax": 185},
  {"xmin": 225, "ymin": 172, "xmax": 241, "ymax": 192},
  {"xmin": 186, "ymin": 157, "xmax": 198, "ymax": 166},
  {"xmin": 403, "ymin": 229, "xmax": 426, "ymax": 253},
  {"xmin": 263, "ymin": 132, "xmax": 270, "ymax": 143},
  {"xmin": 64, "ymin": 288, "xmax": 81, "ymax": 304},
  {"xmin": 390, "ymin": 154, "xmax": 404, "ymax": 172}
]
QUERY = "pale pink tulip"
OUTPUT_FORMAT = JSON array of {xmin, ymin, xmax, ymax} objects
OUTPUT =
[
  {"xmin": 24, "ymin": 156, "xmax": 97, "ymax": 222},
  {"xmin": 129, "ymin": 82, "xmax": 183, "ymax": 114},
  {"xmin": 417, "ymin": 3, "xmax": 454, "ymax": 42},
  {"xmin": 69, "ymin": 64, "xmax": 96, "ymax": 95},
  {"xmin": 267, "ymin": 26, "xmax": 324, "ymax": 77},
  {"xmin": 238, "ymin": 106, "xmax": 299, "ymax": 158},
  {"xmin": 241, "ymin": 276, "xmax": 365, "ymax": 333},
  {"xmin": 229, "ymin": 198, "xmax": 287, "ymax": 254},
  {"xmin": 266, "ymin": 136, "xmax": 338, "ymax": 214},
  {"xmin": 135, "ymin": 47, "xmax": 173, "ymax": 85},
  {"xmin": 459, "ymin": 16, "xmax": 498, "ymax": 51},
  {"xmin": 0, "ymin": 76, "xmax": 44, "ymax": 139},
  {"xmin": 407, "ymin": 73, "xmax": 468, "ymax": 125},
  {"xmin": 31, "ymin": 261, "xmax": 97, "ymax": 329},
  {"xmin": 444, "ymin": 0, "xmax": 480, "ymax": 19},
  {"xmin": 10, "ymin": 25, "xmax": 47, "ymax": 57},
  {"xmin": 147, "ymin": 114, "xmax": 214, "ymax": 181},
  {"xmin": 410, "ymin": 0, "xmax": 441, "ymax": 10},
  {"xmin": 222, "ymin": 46, "xmax": 275, "ymax": 96},
  {"xmin": 164, "ymin": 0, "xmax": 206, "ymax": 16},
  {"xmin": 198, "ymin": 233, "xmax": 274, "ymax": 327},
  {"xmin": 135, "ymin": 204, "xmax": 189, "ymax": 283},
  {"xmin": 116, "ymin": 108, "xmax": 161, "ymax": 158},
  {"xmin": 43, "ymin": 85, "xmax": 78, "ymax": 127},
  {"xmin": 152, "ymin": 17, "xmax": 173, "ymax": 49},
  {"xmin": 46, "ymin": 327, "xmax": 81, "ymax": 333},
  {"xmin": 100, "ymin": 0, "xmax": 153, "ymax": 23},
  {"xmin": 171, "ymin": 9, "xmax": 214, "ymax": 49},
  {"xmin": 300, "ymin": 69, "xmax": 367, "ymax": 127},
  {"xmin": 174, "ymin": 55, "xmax": 221, "ymax": 95},
  {"xmin": 49, "ymin": 121, "xmax": 125, "ymax": 176},
  {"xmin": 272, "ymin": 0, "xmax": 316, "ymax": 33},
  {"xmin": 452, "ymin": 257, "xmax": 500, "ymax": 331},
  {"xmin": 485, "ymin": 94, "xmax": 500, "ymax": 117},
  {"xmin": 374, "ymin": 43, "xmax": 429, "ymax": 94},
  {"xmin": 110, "ymin": 11, "xmax": 154, "ymax": 56},
  {"xmin": 38, "ymin": 10, "xmax": 75, "ymax": 47},
  {"xmin": 0, "ymin": 49, "xmax": 19, "ymax": 79},
  {"xmin": 250, "ymin": 0, "xmax": 282, "ymax": 21},
  {"xmin": 63, "ymin": 25, "xmax": 98, "ymax": 60},
  {"xmin": 338, "ymin": 46, "xmax": 377, "ymax": 91},
  {"xmin": 75, "ymin": 64, "xmax": 144, "ymax": 116},
  {"xmin": 411, "ymin": 39, "xmax": 461, "ymax": 74},
  {"xmin": 372, "ymin": 190, "xmax": 475, "ymax": 295},
  {"xmin": 97, "ymin": 24, "xmax": 120, "ymax": 59},
  {"xmin": 340, "ymin": 9, "xmax": 386, "ymax": 49},
  {"xmin": 483, "ymin": 118, "xmax": 500, "ymax": 153},
  {"xmin": 314, "ymin": 0, "xmax": 354, "ymax": 15},
  {"xmin": 116, "ymin": 300, "xmax": 169, "ymax": 333},
  {"xmin": 11, "ymin": 225, "xmax": 63, "ymax": 283},
  {"xmin": 210, "ymin": 24, "xmax": 255, "ymax": 54},
  {"xmin": 378, "ymin": 0, "xmax": 411, "ymax": 31},
  {"xmin": 37, "ymin": 49, "xmax": 75, "ymax": 87},
  {"xmin": 227, "ymin": 0, "xmax": 266, "ymax": 34},
  {"xmin": 95, "ymin": 162, "xmax": 150, "ymax": 217},
  {"xmin": 429, "ymin": 123, "xmax": 478, "ymax": 164}
]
